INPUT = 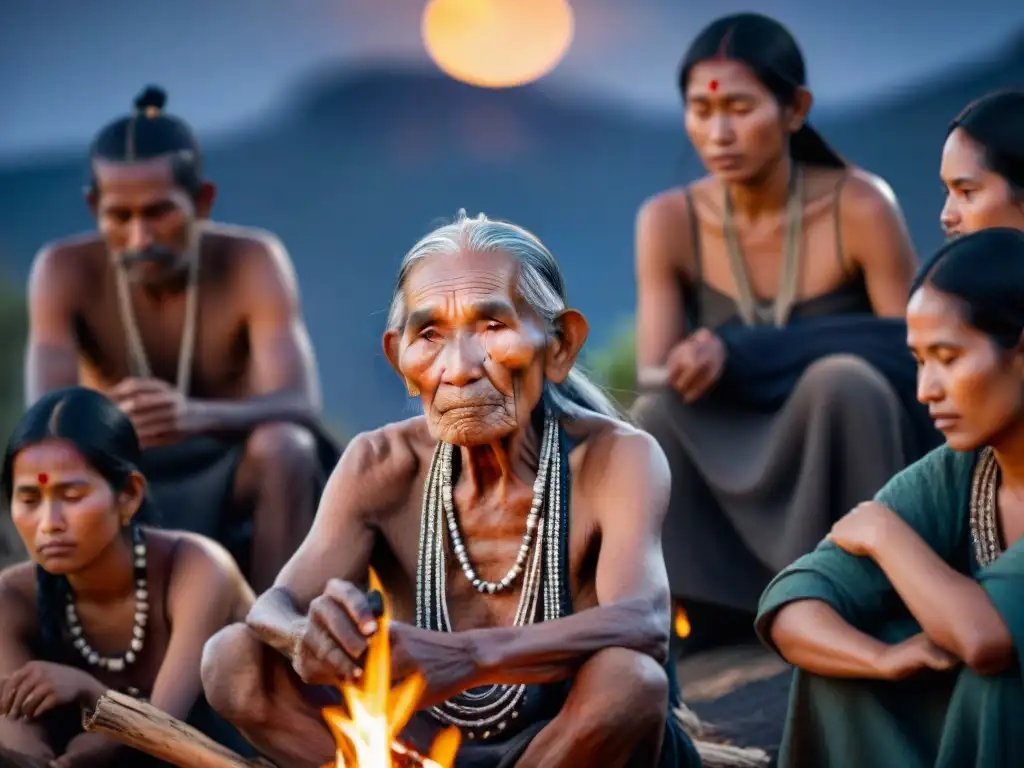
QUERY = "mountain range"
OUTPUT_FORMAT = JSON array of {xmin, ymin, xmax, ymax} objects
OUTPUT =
[{"xmin": 1, "ymin": 32, "xmax": 1021, "ymax": 432}]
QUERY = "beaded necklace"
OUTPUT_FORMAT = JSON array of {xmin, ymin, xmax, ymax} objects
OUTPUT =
[{"xmin": 415, "ymin": 409, "xmax": 566, "ymax": 741}]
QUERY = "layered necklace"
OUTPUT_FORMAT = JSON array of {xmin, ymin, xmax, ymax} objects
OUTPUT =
[
  {"xmin": 969, "ymin": 447, "xmax": 1004, "ymax": 567},
  {"xmin": 415, "ymin": 409, "xmax": 566, "ymax": 741},
  {"xmin": 65, "ymin": 524, "xmax": 150, "ymax": 674},
  {"xmin": 721, "ymin": 165, "xmax": 805, "ymax": 327}
]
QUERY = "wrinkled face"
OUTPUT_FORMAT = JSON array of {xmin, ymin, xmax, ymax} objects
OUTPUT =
[
  {"xmin": 9, "ymin": 439, "xmax": 142, "ymax": 575},
  {"xmin": 385, "ymin": 249, "xmax": 579, "ymax": 446},
  {"xmin": 907, "ymin": 285, "xmax": 1024, "ymax": 451},
  {"xmin": 90, "ymin": 157, "xmax": 210, "ymax": 285},
  {"xmin": 939, "ymin": 128, "xmax": 1024, "ymax": 237},
  {"xmin": 685, "ymin": 59, "xmax": 805, "ymax": 183}
]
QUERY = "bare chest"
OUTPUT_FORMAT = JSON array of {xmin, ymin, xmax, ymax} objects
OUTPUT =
[
  {"xmin": 377, "ymin": 486, "xmax": 597, "ymax": 631},
  {"xmin": 75, "ymin": 278, "xmax": 249, "ymax": 398},
  {"xmin": 695, "ymin": 197, "xmax": 850, "ymax": 303},
  {"xmin": 59, "ymin": 589, "xmax": 170, "ymax": 697}
]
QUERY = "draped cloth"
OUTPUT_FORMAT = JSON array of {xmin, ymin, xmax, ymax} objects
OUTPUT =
[
  {"xmin": 633, "ymin": 295, "xmax": 941, "ymax": 613},
  {"xmin": 139, "ymin": 424, "xmax": 342, "ymax": 576},
  {"xmin": 756, "ymin": 446, "xmax": 1024, "ymax": 767}
]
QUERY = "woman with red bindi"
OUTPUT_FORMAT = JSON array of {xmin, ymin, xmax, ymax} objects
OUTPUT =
[
  {"xmin": 632, "ymin": 12, "xmax": 932, "ymax": 656},
  {"xmin": 0, "ymin": 386, "xmax": 256, "ymax": 766}
]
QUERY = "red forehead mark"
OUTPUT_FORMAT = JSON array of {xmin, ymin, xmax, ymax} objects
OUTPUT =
[
  {"xmin": 37, "ymin": 473, "xmax": 49, "ymax": 486},
  {"xmin": 709, "ymin": 80, "xmax": 719, "ymax": 92}
]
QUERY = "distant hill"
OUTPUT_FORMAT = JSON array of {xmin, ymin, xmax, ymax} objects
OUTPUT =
[{"xmin": 0, "ymin": 32, "xmax": 1021, "ymax": 432}]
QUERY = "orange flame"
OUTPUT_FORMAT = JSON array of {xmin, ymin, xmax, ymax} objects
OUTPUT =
[
  {"xmin": 673, "ymin": 604, "xmax": 691, "ymax": 639},
  {"xmin": 321, "ymin": 569, "xmax": 461, "ymax": 768}
]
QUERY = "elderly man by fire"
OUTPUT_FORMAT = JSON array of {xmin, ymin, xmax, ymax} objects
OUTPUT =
[{"xmin": 199, "ymin": 211, "xmax": 704, "ymax": 767}]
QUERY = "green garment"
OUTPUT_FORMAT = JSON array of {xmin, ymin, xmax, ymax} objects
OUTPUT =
[{"xmin": 755, "ymin": 445, "xmax": 1024, "ymax": 768}]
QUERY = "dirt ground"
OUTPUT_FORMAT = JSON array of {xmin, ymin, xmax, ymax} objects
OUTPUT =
[{"xmin": 679, "ymin": 643, "xmax": 791, "ymax": 764}]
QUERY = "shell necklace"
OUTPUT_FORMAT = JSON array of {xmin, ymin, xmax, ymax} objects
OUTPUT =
[{"xmin": 65, "ymin": 525, "xmax": 150, "ymax": 672}]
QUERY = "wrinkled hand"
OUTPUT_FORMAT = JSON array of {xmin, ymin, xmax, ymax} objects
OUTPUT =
[
  {"xmin": 0, "ymin": 661, "xmax": 103, "ymax": 721},
  {"xmin": 109, "ymin": 378, "xmax": 205, "ymax": 448},
  {"xmin": 875, "ymin": 632, "xmax": 958, "ymax": 680},
  {"xmin": 50, "ymin": 732, "xmax": 120, "ymax": 768},
  {"xmin": 290, "ymin": 579, "xmax": 379, "ymax": 686},
  {"xmin": 827, "ymin": 501, "xmax": 899, "ymax": 557},
  {"xmin": 666, "ymin": 329, "xmax": 726, "ymax": 402}
]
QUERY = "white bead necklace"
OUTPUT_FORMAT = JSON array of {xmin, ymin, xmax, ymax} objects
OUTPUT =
[
  {"xmin": 64, "ymin": 525, "xmax": 149, "ymax": 672},
  {"xmin": 415, "ymin": 410, "xmax": 565, "ymax": 741}
]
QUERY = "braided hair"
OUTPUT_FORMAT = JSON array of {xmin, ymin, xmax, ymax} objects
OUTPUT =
[
  {"xmin": 1, "ymin": 387, "xmax": 158, "ymax": 660},
  {"xmin": 88, "ymin": 85, "xmax": 204, "ymax": 198}
]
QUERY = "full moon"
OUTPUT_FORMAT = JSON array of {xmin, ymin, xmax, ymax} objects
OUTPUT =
[{"xmin": 421, "ymin": 0, "xmax": 575, "ymax": 89}]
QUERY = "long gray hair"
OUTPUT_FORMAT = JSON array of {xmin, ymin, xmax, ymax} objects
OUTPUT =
[{"xmin": 386, "ymin": 211, "xmax": 622, "ymax": 420}]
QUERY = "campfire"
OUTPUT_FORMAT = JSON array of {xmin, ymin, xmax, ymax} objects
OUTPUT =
[{"xmin": 321, "ymin": 569, "xmax": 460, "ymax": 768}]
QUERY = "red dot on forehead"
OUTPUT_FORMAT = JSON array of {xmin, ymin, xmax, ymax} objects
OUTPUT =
[
  {"xmin": 37, "ymin": 472, "xmax": 49, "ymax": 485},
  {"xmin": 709, "ymin": 80, "xmax": 719, "ymax": 92}
]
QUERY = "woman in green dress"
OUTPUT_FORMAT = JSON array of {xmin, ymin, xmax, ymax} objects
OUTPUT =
[{"xmin": 756, "ymin": 227, "xmax": 1024, "ymax": 767}]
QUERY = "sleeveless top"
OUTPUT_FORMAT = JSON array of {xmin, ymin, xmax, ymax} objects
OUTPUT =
[{"xmin": 680, "ymin": 175, "xmax": 874, "ymax": 332}]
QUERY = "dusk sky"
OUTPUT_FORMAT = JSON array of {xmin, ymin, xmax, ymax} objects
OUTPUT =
[{"xmin": 1, "ymin": 0, "xmax": 1020, "ymax": 159}]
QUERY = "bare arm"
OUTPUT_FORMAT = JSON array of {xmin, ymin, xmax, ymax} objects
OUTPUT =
[
  {"xmin": 245, "ymin": 429, "xmax": 408, "ymax": 657},
  {"xmin": 150, "ymin": 538, "xmax": 256, "ymax": 721},
  {"xmin": 770, "ymin": 599, "xmax": 892, "ymax": 678},
  {"xmin": 192, "ymin": 235, "xmax": 323, "ymax": 433},
  {"xmin": 24, "ymin": 246, "xmax": 80, "ymax": 404},
  {"xmin": 404, "ymin": 429, "xmax": 673, "ymax": 705},
  {"xmin": 634, "ymin": 193, "xmax": 691, "ymax": 379},
  {"xmin": 0, "ymin": 572, "xmax": 56, "ymax": 760},
  {"xmin": 841, "ymin": 172, "xmax": 918, "ymax": 318},
  {"xmin": 869, "ymin": 515, "xmax": 1014, "ymax": 675}
]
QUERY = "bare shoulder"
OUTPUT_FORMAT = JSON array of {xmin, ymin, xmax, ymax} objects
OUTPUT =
[
  {"xmin": 201, "ymin": 222, "xmax": 299, "ymax": 299},
  {"xmin": 636, "ymin": 186, "xmax": 698, "ymax": 275},
  {"xmin": 0, "ymin": 562, "xmax": 39, "ymax": 626},
  {"xmin": 327, "ymin": 416, "xmax": 431, "ymax": 524},
  {"xmin": 567, "ymin": 415, "xmax": 671, "ymax": 503},
  {"xmin": 29, "ymin": 234, "xmax": 104, "ymax": 288},
  {"xmin": 838, "ymin": 167, "xmax": 902, "ymax": 220},
  {"xmin": 637, "ymin": 187, "xmax": 692, "ymax": 240},
  {"xmin": 157, "ymin": 529, "xmax": 242, "ymax": 579},
  {"xmin": 638, "ymin": 186, "xmax": 692, "ymax": 224},
  {"xmin": 154, "ymin": 529, "xmax": 253, "ymax": 609},
  {"xmin": 211, "ymin": 222, "xmax": 295, "ymax": 273}
]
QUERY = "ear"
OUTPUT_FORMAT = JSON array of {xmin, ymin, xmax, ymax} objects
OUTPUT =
[
  {"xmin": 84, "ymin": 186, "xmax": 98, "ymax": 218},
  {"xmin": 194, "ymin": 182, "xmax": 217, "ymax": 219},
  {"xmin": 383, "ymin": 329, "xmax": 401, "ymax": 374},
  {"xmin": 117, "ymin": 471, "xmax": 147, "ymax": 526},
  {"xmin": 545, "ymin": 309, "xmax": 589, "ymax": 384},
  {"xmin": 785, "ymin": 86, "xmax": 813, "ymax": 133}
]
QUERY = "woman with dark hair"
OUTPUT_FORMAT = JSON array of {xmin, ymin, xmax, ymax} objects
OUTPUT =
[
  {"xmin": 757, "ymin": 228, "xmax": 1024, "ymax": 767},
  {"xmin": 940, "ymin": 89, "xmax": 1024, "ymax": 236},
  {"xmin": 0, "ymin": 387, "xmax": 255, "ymax": 766},
  {"xmin": 631, "ymin": 12, "xmax": 935, "ymax": 649}
]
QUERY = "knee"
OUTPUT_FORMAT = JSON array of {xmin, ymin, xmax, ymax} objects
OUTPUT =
[
  {"xmin": 580, "ymin": 648, "xmax": 668, "ymax": 728},
  {"xmin": 631, "ymin": 391, "xmax": 679, "ymax": 438},
  {"xmin": 202, "ymin": 623, "xmax": 270, "ymax": 726},
  {"xmin": 244, "ymin": 422, "xmax": 318, "ymax": 473},
  {"xmin": 799, "ymin": 354, "xmax": 897, "ymax": 412}
]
